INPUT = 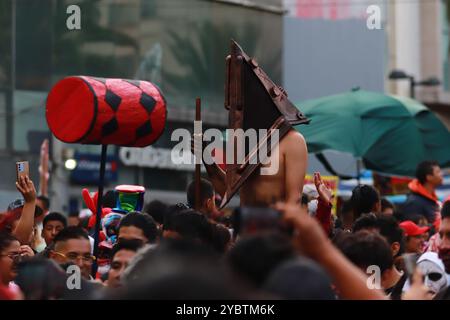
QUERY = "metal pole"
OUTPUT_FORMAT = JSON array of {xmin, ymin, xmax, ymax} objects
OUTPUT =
[
  {"xmin": 356, "ymin": 158, "xmax": 361, "ymax": 185},
  {"xmin": 92, "ymin": 144, "xmax": 107, "ymax": 278},
  {"xmin": 409, "ymin": 76, "xmax": 415, "ymax": 99}
]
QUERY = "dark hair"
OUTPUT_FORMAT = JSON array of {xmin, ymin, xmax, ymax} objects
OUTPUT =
[
  {"xmin": 340, "ymin": 200, "xmax": 353, "ymax": 215},
  {"xmin": 408, "ymin": 214, "xmax": 428, "ymax": 226},
  {"xmin": 163, "ymin": 203, "xmax": 190, "ymax": 230},
  {"xmin": 166, "ymin": 209, "xmax": 213, "ymax": 245},
  {"xmin": 110, "ymin": 239, "xmax": 143, "ymax": 260},
  {"xmin": 227, "ymin": 232, "xmax": 295, "ymax": 287},
  {"xmin": 118, "ymin": 212, "xmax": 158, "ymax": 244},
  {"xmin": 416, "ymin": 161, "xmax": 439, "ymax": 184},
  {"xmin": 442, "ymin": 201, "xmax": 450, "ymax": 220},
  {"xmin": 381, "ymin": 198, "xmax": 394, "ymax": 211},
  {"xmin": 264, "ymin": 257, "xmax": 335, "ymax": 300},
  {"xmin": 350, "ymin": 185, "xmax": 380, "ymax": 219},
  {"xmin": 43, "ymin": 212, "xmax": 67, "ymax": 229},
  {"xmin": 0, "ymin": 232, "xmax": 18, "ymax": 253},
  {"xmin": 393, "ymin": 209, "xmax": 405, "ymax": 222},
  {"xmin": 335, "ymin": 230, "xmax": 393, "ymax": 274},
  {"xmin": 352, "ymin": 213, "xmax": 378, "ymax": 233},
  {"xmin": 351, "ymin": 213, "xmax": 404, "ymax": 250},
  {"xmin": 53, "ymin": 226, "xmax": 89, "ymax": 244},
  {"xmin": 37, "ymin": 195, "xmax": 50, "ymax": 211},
  {"xmin": 113, "ymin": 238, "xmax": 245, "ymax": 300},
  {"xmin": 144, "ymin": 200, "xmax": 167, "ymax": 225},
  {"xmin": 376, "ymin": 214, "xmax": 404, "ymax": 257},
  {"xmin": 186, "ymin": 178, "xmax": 214, "ymax": 208}
]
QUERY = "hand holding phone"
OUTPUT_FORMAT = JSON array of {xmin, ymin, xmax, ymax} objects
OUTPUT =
[{"xmin": 15, "ymin": 169, "xmax": 36, "ymax": 204}]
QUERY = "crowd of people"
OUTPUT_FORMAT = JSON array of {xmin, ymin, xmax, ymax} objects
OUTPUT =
[{"xmin": 0, "ymin": 156, "xmax": 449, "ymax": 300}]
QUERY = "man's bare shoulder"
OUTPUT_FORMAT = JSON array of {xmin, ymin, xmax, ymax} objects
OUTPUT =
[{"xmin": 282, "ymin": 129, "xmax": 307, "ymax": 147}]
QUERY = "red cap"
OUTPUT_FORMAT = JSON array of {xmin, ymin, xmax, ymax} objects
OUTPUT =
[{"xmin": 399, "ymin": 221, "xmax": 429, "ymax": 236}]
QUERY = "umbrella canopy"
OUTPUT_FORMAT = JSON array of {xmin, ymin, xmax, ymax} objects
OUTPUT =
[{"xmin": 295, "ymin": 89, "xmax": 450, "ymax": 177}]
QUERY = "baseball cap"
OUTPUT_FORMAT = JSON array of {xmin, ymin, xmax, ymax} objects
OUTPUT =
[{"xmin": 399, "ymin": 220, "xmax": 429, "ymax": 237}]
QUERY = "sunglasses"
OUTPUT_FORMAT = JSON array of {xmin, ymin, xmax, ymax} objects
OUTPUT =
[{"xmin": 52, "ymin": 251, "xmax": 96, "ymax": 264}]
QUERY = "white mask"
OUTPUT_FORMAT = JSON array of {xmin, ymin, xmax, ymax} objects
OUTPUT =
[{"xmin": 417, "ymin": 252, "xmax": 448, "ymax": 295}]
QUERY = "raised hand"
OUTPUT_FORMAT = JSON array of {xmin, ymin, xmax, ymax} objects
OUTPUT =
[
  {"xmin": 16, "ymin": 176, "xmax": 36, "ymax": 204},
  {"xmin": 19, "ymin": 245, "xmax": 35, "ymax": 258},
  {"xmin": 314, "ymin": 172, "xmax": 333, "ymax": 205},
  {"xmin": 402, "ymin": 268, "xmax": 434, "ymax": 300}
]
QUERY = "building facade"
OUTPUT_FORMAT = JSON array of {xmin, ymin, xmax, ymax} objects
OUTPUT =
[{"xmin": 0, "ymin": 0, "xmax": 284, "ymax": 211}]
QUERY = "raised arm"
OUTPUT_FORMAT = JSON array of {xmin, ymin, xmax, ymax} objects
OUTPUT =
[{"xmin": 314, "ymin": 172, "xmax": 333, "ymax": 236}]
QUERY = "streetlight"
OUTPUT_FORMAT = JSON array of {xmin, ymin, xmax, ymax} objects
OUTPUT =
[
  {"xmin": 64, "ymin": 159, "xmax": 77, "ymax": 170},
  {"xmin": 388, "ymin": 69, "xmax": 441, "ymax": 99}
]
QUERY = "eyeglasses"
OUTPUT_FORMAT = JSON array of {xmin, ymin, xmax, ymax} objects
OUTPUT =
[
  {"xmin": 53, "ymin": 251, "xmax": 96, "ymax": 263},
  {"xmin": 0, "ymin": 251, "xmax": 27, "ymax": 264},
  {"xmin": 0, "ymin": 252, "xmax": 21, "ymax": 260}
]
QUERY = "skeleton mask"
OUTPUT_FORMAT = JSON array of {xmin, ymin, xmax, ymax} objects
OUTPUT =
[{"xmin": 416, "ymin": 252, "xmax": 448, "ymax": 296}]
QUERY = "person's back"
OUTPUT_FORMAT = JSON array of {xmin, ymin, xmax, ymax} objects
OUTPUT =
[
  {"xmin": 240, "ymin": 129, "xmax": 307, "ymax": 207},
  {"xmin": 206, "ymin": 129, "xmax": 307, "ymax": 208},
  {"xmin": 403, "ymin": 192, "xmax": 439, "ymax": 223}
]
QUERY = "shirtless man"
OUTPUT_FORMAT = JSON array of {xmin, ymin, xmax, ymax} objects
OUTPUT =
[
  {"xmin": 201, "ymin": 129, "xmax": 308, "ymax": 207},
  {"xmin": 196, "ymin": 40, "xmax": 309, "ymax": 208}
]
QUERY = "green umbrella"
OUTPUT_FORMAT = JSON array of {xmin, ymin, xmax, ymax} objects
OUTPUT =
[{"xmin": 294, "ymin": 89, "xmax": 450, "ymax": 177}]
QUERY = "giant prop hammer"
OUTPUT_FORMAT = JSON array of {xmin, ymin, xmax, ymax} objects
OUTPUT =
[{"xmin": 46, "ymin": 76, "xmax": 167, "ymax": 276}]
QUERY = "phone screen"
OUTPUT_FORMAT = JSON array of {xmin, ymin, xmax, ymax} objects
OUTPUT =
[{"xmin": 233, "ymin": 207, "xmax": 282, "ymax": 237}]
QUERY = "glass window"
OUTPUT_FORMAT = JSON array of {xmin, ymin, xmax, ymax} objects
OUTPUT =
[{"xmin": 8, "ymin": 0, "xmax": 282, "ymax": 154}]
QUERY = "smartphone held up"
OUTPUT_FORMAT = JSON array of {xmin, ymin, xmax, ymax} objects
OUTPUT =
[{"xmin": 16, "ymin": 161, "xmax": 30, "ymax": 182}]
